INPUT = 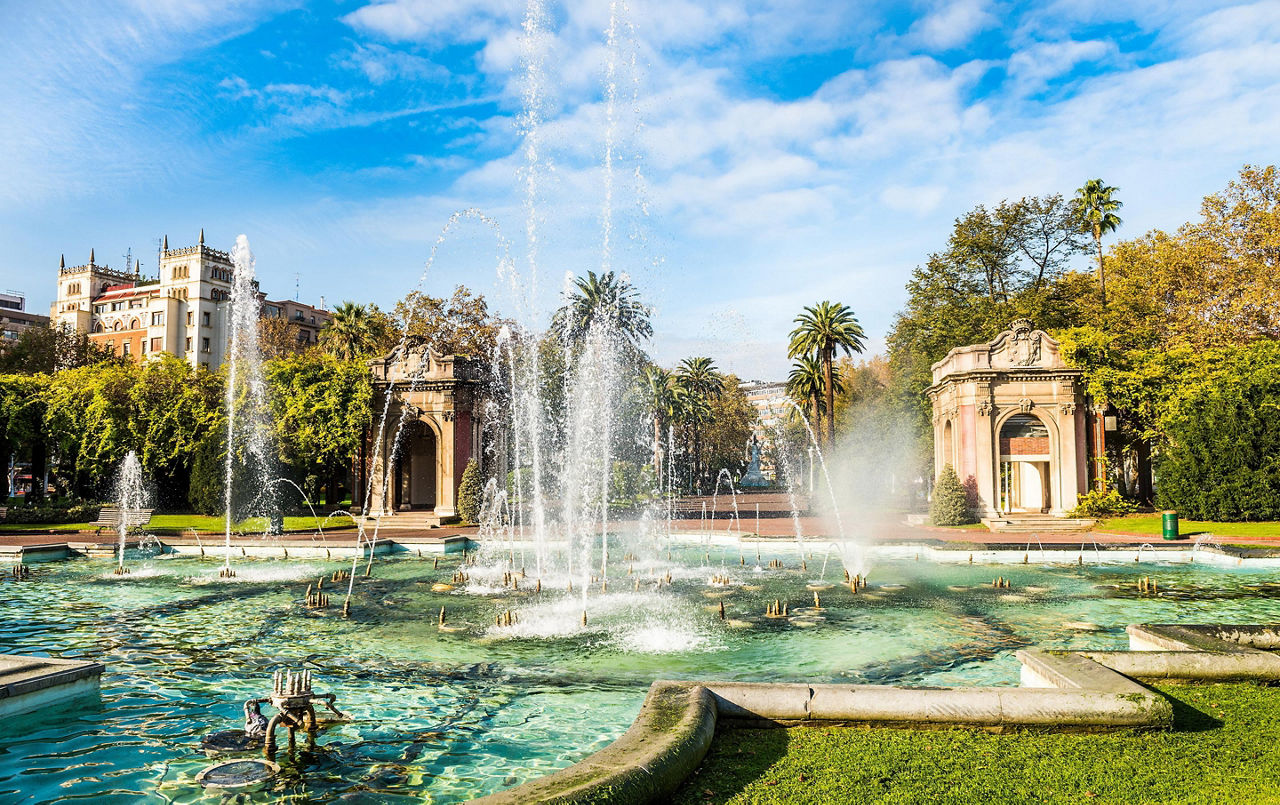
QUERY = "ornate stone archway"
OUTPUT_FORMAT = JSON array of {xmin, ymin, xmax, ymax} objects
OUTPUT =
[
  {"xmin": 927, "ymin": 320, "xmax": 1086, "ymax": 518},
  {"xmin": 360, "ymin": 341, "xmax": 486, "ymax": 524}
]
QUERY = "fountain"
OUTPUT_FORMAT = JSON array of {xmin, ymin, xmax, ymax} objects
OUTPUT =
[
  {"xmin": 221, "ymin": 236, "xmax": 278, "ymax": 578},
  {"xmin": 112, "ymin": 451, "xmax": 149, "ymax": 575}
]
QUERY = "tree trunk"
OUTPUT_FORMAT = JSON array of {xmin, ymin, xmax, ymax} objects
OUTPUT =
[
  {"xmin": 823, "ymin": 345, "xmax": 835, "ymax": 447},
  {"xmin": 653, "ymin": 416, "xmax": 662, "ymax": 478},
  {"xmin": 30, "ymin": 437, "xmax": 46, "ymax": 503},
  {"xmin": 1136, "ymin": 437, "xmax": 1153, "ymax": 506},
  {"xmin": 1094, "ymin": 224, "xmax": 1106, "ymax": 308}
]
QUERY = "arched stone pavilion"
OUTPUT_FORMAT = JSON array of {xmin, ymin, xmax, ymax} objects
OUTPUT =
[
  {"xmin": 359, "ymin": 342, "xmax": 487, "ymax": 524},
  {"xmin": 927, "ymin": 319, "xmax": 1090, "ymax": 518}
]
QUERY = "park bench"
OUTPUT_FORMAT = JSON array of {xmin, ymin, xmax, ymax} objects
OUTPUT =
[{"xmin": 91, "ymin": 505, "xmax": 154, "ymax": 536}]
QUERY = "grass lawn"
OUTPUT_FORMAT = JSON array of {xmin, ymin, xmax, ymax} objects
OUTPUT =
[
  {"xmin": 0, "ymin": 513, "xmax": 355, "ymax": 535},
  {"xmin": 1097, "ymin": 514, "xmax": 1280, "ymax": 540},
  {"xmin": 674, "ymin": 683, "xmax": 1280, "ymax": 804}
]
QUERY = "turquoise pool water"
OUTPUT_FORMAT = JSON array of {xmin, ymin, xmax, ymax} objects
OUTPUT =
[{"xmin": 2, "ymin": 546, "xmax": 1278, "ymax": 803}]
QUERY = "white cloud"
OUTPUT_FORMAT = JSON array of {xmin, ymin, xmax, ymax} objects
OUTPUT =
[
  {"xmin": 909, "ymin": 0, "xmax": 996, "ymax": 50},
  {"xmin": 880, "ymin": 184, "xmax": 947, "ymax": 215},
  {"xmin": 1006, "ymin": 39, "xmax": 1114, "ymax": 95}
]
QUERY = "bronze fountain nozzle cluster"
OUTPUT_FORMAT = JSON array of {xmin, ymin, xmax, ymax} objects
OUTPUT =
[
  {"xmin": 303, "ymin": 584, "xmax": 330, "ymax": 609},
  {"xmin": 1138, "ymin": 576, "xmax": 1159, "ymax": 594},
  {"xmin": 708, "ymin": 573, "xmax": 732, "ymax": 586},
  {"xmin": 452, "ymin": 570, "xmax": 470, "ymax": 584},
  {"xmin": 502, "ymin": 570, "xmax": 522, "ymax": 590},
  {"xmin": 11, "ymin": 564, "xmax": 32, "ymax": 580},
  {"xmin": 219, "ymin": 566, "xmax": 236, "ymax": 578},
  {"xmin": 765, "ymin": 599, "xmax": 789, "ymax": 618},
  {"xmin": 849, "ymin": 573, "xmax": 867, "ymax": 592},
  {"xmin": 495, "ymin": 609, "xmax": 518, "ymax": 627},
  {"xmin": 113, "ymin": 565, "xmax": 131, "ymax": 575},
  {"xmin": 767, "ymin": 558, "xmax": 784, "ymax": 570},
  {"xmin": 242, "ymin": 669, "xmax": 346, "ymax": 758},
  {"xmin": 992, "ymin": 576, "xmax": 1012, "ymax": 589},
  {"xmin": 329, "ymin": 570, "xmax": 350, "ymax": 583}
]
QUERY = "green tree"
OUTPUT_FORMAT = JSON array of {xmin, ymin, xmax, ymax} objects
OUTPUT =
[
  {"xmin": 1073, "ymin": 178, "xmax": 1124, "ymax": 307},
  {"xmin": 642, "ymin": 365, "xmax": 683, "ymax": 476},
  {"xmin": 0, "ymin": 374, "xmax": 50, "ymax": 500},
  {"xmin": 456, "ymin": 457, "xmax": 483, "ymax": 524},
  {"xmin": 930, "ymin": 464, "xmax": 975, "ymax": 525},
  {"xmin": 0, "ymin": 324, "xmax": 117, "ymax": 374},
  {"xmin": 395, "ymin": 287, "xmax": 507, "ymax": 357},
  {"xmin": 787, "ymin": 301, "xmax": 865, "ymax": 446},
  {"xmin": 676, "ymin": 356, "xmax": 723, "ymax": 486},
  {"xmin": 551, "ymin": 270, "xmax": 653, "ymax": 348},
  {"xmin": 265, "ymin": 353, "xmax": 372, "ymax": 506},
  {"xmin": 322, "ymin": 301, "xmax": 395, "ymax": 360},
  {"xmin": 130, "ymin": 356, "xmax": 223, "ymax": 507},
  {"xmin": 43, "ymin": 362, "xmax": 140, "ymax": 497},
  {"xmin": 787, "ymin": 353, "xmax": 839, "ymax": 434},
  {"xmin": 701, "ymin": 374, "xmax": 758, "ymax": 480}
]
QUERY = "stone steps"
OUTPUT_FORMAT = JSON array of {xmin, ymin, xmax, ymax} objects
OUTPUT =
[{"xmin": 983, "ymin": 516, "xmax": 1096, "ymax": 534}]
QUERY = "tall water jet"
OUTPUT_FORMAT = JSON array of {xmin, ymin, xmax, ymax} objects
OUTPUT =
[
  {"xmin": 222, "ymin": 235, "xmax": 278, "ymax": 575},
  {"xmin": 113, "ymin": 450, "xmax": 148, "ymax": 574}
]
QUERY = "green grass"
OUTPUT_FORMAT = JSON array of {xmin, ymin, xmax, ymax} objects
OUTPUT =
[
  {"xmin": 1097, "ymin": 515, "xmax": 1280, "ymax": 540},
  {"xmin": 0, "ymin": 514, "xmax": 355, "ymax": 534},
  {"xmin": 674, "ymin": 683, "xmax": 1280, "ymax": 804}
]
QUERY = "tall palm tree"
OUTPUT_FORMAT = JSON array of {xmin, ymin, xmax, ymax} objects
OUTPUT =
[
  {"xmin": 1072, "ymin": 179, "xmax": 1123, "ymax": 307},
  {"xmin": 676, "ymin": 356, "xmax": 723, "ymax": 487},
  {"xmin": 787, "ymin": 301, "xmax": 865, "ymax": 446},
  {"xmin": 673, "ymin": 380, "xmax": 712, "ymax": 493},
  {"xmin": 321, "ymin": 302, "xmax": 376, "ymax": 360},
  {"xmin": 642, "ymin": 366, "xmax": 684, "ymax": 477},
  {"xmin": 551, "ymin": 270, "xmax": 653, "ymax": 347},
  {"xmin": 786, "ymin": 354, "xmax": 844, "ymax": 434}
]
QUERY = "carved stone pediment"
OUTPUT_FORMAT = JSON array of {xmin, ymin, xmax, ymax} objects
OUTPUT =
[{"xmin": 987, "ymin": 319, "xmax": 1064, "ymax": 371}]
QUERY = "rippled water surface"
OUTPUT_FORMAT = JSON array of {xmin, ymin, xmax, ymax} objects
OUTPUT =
[{"xmin": 3, "ymin": 546, "xmax": 1279, "ymax": 803}]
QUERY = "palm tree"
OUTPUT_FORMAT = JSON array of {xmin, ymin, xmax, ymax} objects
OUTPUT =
[
  {"xmin": 642, "ymin": 366, "xmax": 683, "ymax": 477},
  {"xmin": 551, "ymin": 270, "xmax": 653, "ymax": 347},
  {"xmin": 787, "ymin": 301, "xmax": 865, "ymax": 446},
  {"xmin": 322, "ymin": 301, "xmax": 376, "ymax": 360},
  {"xmin": 786, "ymin": 354, "xmax": 844, "ymax": 434},
  {"xmin": 676, "ymin": 357, "xmax": 723, "ymax": 487},
  {"xmin": 673, "ymin": 380, "xmax": 712, "ymax": 493},
  {"xmin": 1072, "ymin": 179, "xmax": 1123, "ymax": 307}
]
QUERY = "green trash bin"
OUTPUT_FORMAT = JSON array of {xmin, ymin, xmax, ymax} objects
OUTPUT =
[{"xmin": 1162, "ymin": 510, "xmax": 1179, "ymax": 540}]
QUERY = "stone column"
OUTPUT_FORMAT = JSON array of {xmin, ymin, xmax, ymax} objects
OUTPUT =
[
  {"xmin": 434, "ymin": 414, "xmax": 458, "ymax": 519},
  {"xmin": 973, "ymin": 389, "xmax": 996, "ymax": 518},
  {"xmin": 1054, "ymin": 402, "xmax": 1081, "ymax": 515}
]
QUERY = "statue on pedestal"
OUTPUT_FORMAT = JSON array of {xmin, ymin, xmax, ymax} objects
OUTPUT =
[{"xmin": 739, "ymin": 434, "xmax": 769, "ymax": 488}]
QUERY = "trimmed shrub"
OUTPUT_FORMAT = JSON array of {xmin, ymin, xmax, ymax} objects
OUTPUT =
[
  {"xmin": 931, "ymin": 464, "xmax": 976, "ymax": 526},
  {"xmin": 4, "ymin": 502, "xmax": 100, "ymax": 524},
  {"xmin": 456, "ymin": 458, "xmax": 482, "ymax": 525}
]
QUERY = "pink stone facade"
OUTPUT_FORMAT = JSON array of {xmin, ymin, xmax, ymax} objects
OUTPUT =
[{"xmin": 927, "ymin": 320, "xmax": 1087, "ymax": 517}]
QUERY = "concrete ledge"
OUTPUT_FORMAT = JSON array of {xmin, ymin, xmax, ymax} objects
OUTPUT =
[
  {"xmin": 468, "ymin": 681, "xmax": 716, "ymax": 805},
  {"xmin": 471, "ymin": 623, "xmax": 1276, "ymax": 804},
  {"xmin": 0, "ymin": 654, "xmax": 104, "ymax": 718}
]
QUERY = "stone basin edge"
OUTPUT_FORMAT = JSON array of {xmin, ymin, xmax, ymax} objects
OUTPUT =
[{"xmin": 465, "ymin": 623, "xmax": 1280, "ymax": 805}]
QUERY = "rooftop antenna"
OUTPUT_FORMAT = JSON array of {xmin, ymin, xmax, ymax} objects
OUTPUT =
[
  {"xmin": 123, "ymin": 247, "xmax": 133, "ymax": 276},
  {"xmin": 295, "ymin": 272, "xmax": 300, "ymax": 302}
]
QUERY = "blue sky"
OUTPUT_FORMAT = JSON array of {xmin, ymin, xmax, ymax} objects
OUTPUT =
[{"xmin": 3, "ymin": 0, "xmax": 1279, "ymax": 379}]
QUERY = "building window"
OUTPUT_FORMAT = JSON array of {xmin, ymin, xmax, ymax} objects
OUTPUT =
[
  {"xmin": 122, "ymin": 342, "xmax": 130, "ymax": 356},
  {"xmin": 140, "ymin": 340, "xmax": 147, "ymax": 355},
  {"xmin": 113, "ymin": 321, "xmax": 123, "ymax": 332},
  {"xmin": 111, "ymin": 301, "xmax": 124, "ymax": 311},
  {"xmin": 201, "ymin": 337, "xmax": 210, "ymax": 353},
  {"xmin": 129, "ymin": 300, "xmax": 143, "ymax": 309},
  {"xmin": 186, "ymin": 312, "xmax": 193, "ymax": 326},
  {"xmin": 151, "ymin": 312, "xmax": 163, "ymax": 326},
  {"xmin": 92, "ymin": 322, "xmax": 104, "ymax": 334},
  {"xmin": 129, "ymin": 318, "xmax": 140, "ymax": 330},
  {"xmin": 185, "ymin": 337, "xmax": 192, "ymax": 351},
  {"xmin": 202, "ymin": 311, "xmax": 211, "ymax": 327},
  {"xmin": 151, "ymin": 337, "xmax": 162, "ymax": 352}
]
